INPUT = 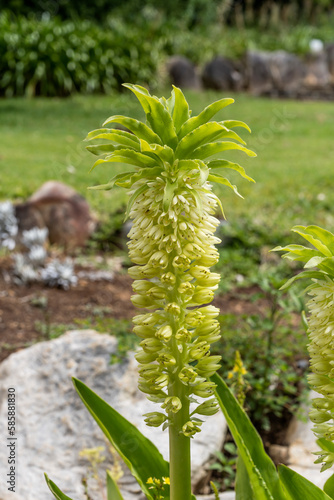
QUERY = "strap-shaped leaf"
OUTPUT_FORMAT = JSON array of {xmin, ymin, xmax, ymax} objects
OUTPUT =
[
  {"xmin": 292, "ymin": 226, "xmax": 334, "ymax": 256},
  {"xmin": 278, "ymin": 270, "xmax": 325, "ymax": 290},
  {"xmin": 278, "ymin": 464, "xmax": 332, "ymax": 500},
  {"xmin": 140, "ymin": 139, "xmax": 174, "ymax": 165},
  {"xmin": 192, "ymin": 141, "xmax": 256, "ymax": 161},
  {"xmin": 44, "ymin": 474, "xmax": 74, "ymax": 500},
  {"xmin": 73, "ymin": 378, "xmax": 169, "ymax": 500},
  {"xmin": 90, "ymin": 149, "xmax": 158, "ymax": 171},
  {"xmin": 124, "ymin": 84, "xmax": 178, "ymax": 149},
  {"xmin": 272, "ymin": 244, "xmax": 326, "ymax": 263},
  {"xmin": 222, "ymin": 119, "xmax": 251, "ymax": 133},
  {"xmin": 107, "ymin": 471, "xmax": 125, "ymax": 500},
  {"xmin": 212, "ymin": 373, "xmax": 287, "ymax": 500},
  {"xmin": 208, "ymin": 173, "xmax": 243, "ymax": 198},
  {"xmin": 88, "ymin": 171, "xmax": 137, "ymax": 191},
  {"xmin": 324, "ymin": 474, "xmax": 334, "ymax": 500},
  {"xmin": 86, "ymin": 144, "xmax": 117, "ymax": 156},
  {"xmin": 208, "ymin": 159, "xmax": 255, "ymax": 182},
  {"xmin": 178, "ymin": 98, "xmax": 234, "ymax": 139},
  {"xmin": 172, "ymin": 86, "xmax": 191, "ymax": 133},
  {"xmin": 235, "ymin": 455, "xmax": 255, "ymax": 500},
  {"xmin": 102, "ymin": 115, "xmax": 162, "ymax": 145},
  {"xmin": 85, "ymin": 128, "xmax": 140, "ymax": 150},
  {"xmin": 176, "ymin": 122, "xmax": 245, "ymax": 160}
]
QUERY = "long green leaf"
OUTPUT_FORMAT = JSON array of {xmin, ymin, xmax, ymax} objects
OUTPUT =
[
  {"xmin": 140, "ymin": 139, "xmax": 174, "ymax": 164},
  {"xmin": 192, "ymin": 141, "xmax": 256, "ymax": 160},
  {"xmin": 85, "ymin": 128, "xmax": 140, "ymax": 150},
  {"xmin": 88, "ymin": 171, "xmax": 136, "ymax": 191},
  {"xmin": 44, "ymin": 474, "xmax": 74, "ymax": 500},
  {"xmin": 278, "ymin": 464, "xmax": 332, "ymax": 500},
  {"xmin": 124, "ymin": 84, "xmax": 178, "ymax": 149},
  {"xmin": 102, "ymin": 115, "xmax": 162, "ymax": 145},
  {"xmin": 212, "ymin": 373, "xmax": 286, "ymax": 500},
  {"xmin": 273, "ymin": 244, "xmax": 326, "ymax": 263},
  {"xmin": 172, "ymin": 86, "xmax": 190, "ymax": 133},
  {"xmin": 222, "ymin": 119, "xmax": 251, "ymax": 133},
  {"xmin": 178, "ymin": 98, "xmax": 234, "ymax": 139},
  {"xmin": 208, "ymin": 173, "xmax": 243, "ymax": 198},
  {"xmin": 73, "ymin": 378, "xmax": 169, "ymax": 500},
  {"xmin": 176, "ymin": 122, "xmax": 245, "ymax": 160},
  {"xmin": 278, "ymin": 270, "xmax": 325, "ymax": 290},
  {"xmin": 292, "ymin": 226, "xmax": 333, "ymax": 257},
  {"xmin": 106, "ymin": 471, "xmax": 125, "ymax": 500},
  {"xmin": 90, "ymin": 149, "xmax": 158, "ymax": 171},
  {"xmin": 235, "ymin": 455, "xmax": 255, "ymax": 500},
  {"xmin": 86, "ymin": 144, "xmax": 117, "ymax": 156},
  {"xmin": 324, "ymin": 474, "xmax": 334, "ymax": 499},
  {"xmin": 207, "ymin": 159, "xmax": 255, "ymax": 182}
]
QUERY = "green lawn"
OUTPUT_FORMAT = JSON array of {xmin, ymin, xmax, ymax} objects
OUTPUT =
[{"xmin": 1, "ymin": 90, "xmax": 334, "ymax": 236}]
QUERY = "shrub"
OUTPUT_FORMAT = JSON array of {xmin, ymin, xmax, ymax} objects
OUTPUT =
[{"xmin": 0, "ymin": 13, "xmax": 161, "ymax": 97}]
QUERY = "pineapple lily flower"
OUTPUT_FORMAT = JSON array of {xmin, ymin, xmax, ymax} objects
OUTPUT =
[
  {"xmin": 86, "ymin": 84, "xmax": 255, "ymax": 500},
  {"xmin": 274, "ymin": 225, "xmax": 334, "ymax": 472}
]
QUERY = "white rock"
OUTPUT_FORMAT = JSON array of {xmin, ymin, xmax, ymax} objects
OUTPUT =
[{"xmin": 0, "ymin": 330, "xmax": 226, "ymax": 500}]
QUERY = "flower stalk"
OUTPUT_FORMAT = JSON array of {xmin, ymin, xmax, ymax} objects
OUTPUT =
[{"xmin": 86, "ymin": 84, "xmax": 254, "ymax": 499}]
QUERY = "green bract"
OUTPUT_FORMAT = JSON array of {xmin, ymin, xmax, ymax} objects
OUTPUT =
[{"xmin": 274, "ymin": 225, "xmax": 334, "ymax": 472}]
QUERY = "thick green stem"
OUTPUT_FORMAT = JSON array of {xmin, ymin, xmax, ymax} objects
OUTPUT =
[{"xmin": 169, "ymin": 379, "xmax": 191, "ymax": 500}]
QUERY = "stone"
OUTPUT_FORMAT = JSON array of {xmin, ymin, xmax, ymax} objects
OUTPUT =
[
  {"xmin": 15, "ymin": 181, "xmax": 96, "ymax": 250},
  {"xmin": 304, "ymin": 51, "xmax": 331, "ymax": 87},
  {"xmin": 0, "ymin": 330, "xmax": 227, "ymax": 500},
  {"xmin": 166, "ymin": 56, "xmax": 201, "ymax": 90},
  {"xmin": 246, "ymin": 50, "xmax": 306, "ymax": 96},
  {"xmin": 202, "ymin": 56, "xmax": 244, "ymax": 91},
  {"xmin": 326, "ymin": 43, "xmax": 334, "ymax": 78},
  {"xmin": 285, "ymin": 390, "xmax": 333, "ymax": 488}
]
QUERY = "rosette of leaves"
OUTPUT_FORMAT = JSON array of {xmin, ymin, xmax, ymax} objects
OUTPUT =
[{"xmin": 85, "ymin": 84, "xmax": 255, "ymax": 500}]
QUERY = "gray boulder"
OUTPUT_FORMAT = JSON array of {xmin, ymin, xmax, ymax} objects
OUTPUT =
[
  {"xmin": 202, "ymin": 56, "xmax": 244, "ymax": 91},
  {"xmin": 326, "ymin": 43, "xmax": 334, "ymax": 79},
  {"xmin": 305, "ymin": 51, "xmax": 331, "ymax": 87},
  {"xmin": 167, "ymin": 56, "xmax": 201, "ymax": 89},
  {"xmin": 246, "ymin": 50, "xmax": 307, "ymax": 96},
  {"xmin": 0, "ymin": 330, "xmax": 226, "ymax": 500}
]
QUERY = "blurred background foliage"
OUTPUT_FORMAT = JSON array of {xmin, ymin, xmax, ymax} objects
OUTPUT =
[{"xmin": 0, "ymin": 0, "xmax": 334, "ymax": 96}]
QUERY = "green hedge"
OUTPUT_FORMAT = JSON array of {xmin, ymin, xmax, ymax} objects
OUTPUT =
[{"xmin": 0, "ymin": 13, "xmax": 161, "ymax": 97}]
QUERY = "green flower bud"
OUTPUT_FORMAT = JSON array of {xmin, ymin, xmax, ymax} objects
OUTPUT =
[
  {"xmin": 133, "ymin": 325, "xmax": 156, "ymax": 339},
  {"xmin": 189, "ymin": 341, "xmax": 210, "ymax": 360},
  {"xmin": 135, "ymin": 349, "xmax": 157, "ymax": 364},
  {"xmin": 193, "ymin": 381, "xmax": 216, "ymax": 398},
  {"xmin": 161, "ymin": 396, "xmax": 182, "ymax": 413},
  {"xmin": 165, "ymin": 303, "xmax": 181, "ymax": 316},
  {"xmin": 175, "ymin": 328, "xmax": 192, "ymax": 342},
  {"xmin": 173, "ymin": 255, "xmax": 191, "ymax": 270},
  {"xmin": 131, "ymin": 294, "xmax": 155, "ymax": 309},
  {"xmin": 143, "ymin": 412, "xmax": 167, "ymax": 427},
  {"xmin": 185, "ymin": 310, "xmax": 204, "ymax": 327},
  {"xmin": 196, "ymin": 273, "xmax": 221, "ymax": 287},
  {"xmin": 178, "ymin": 366, "xmax": 197, "ymax": 385},
  {"xmin": 309, "ymin": 409, "xmax": 331, "ymax": 423},
  {"xmin": 161, "ymin": 272, "xmax": 176, "ymax": 285},
  {"xmin": 140, "ymin": 338, "xmax": 163, "ymax": 353},
  {"xmin": 189, "ymin": 266, "xmax": 210, "ymax": 279},
  {"xmin": 178, "ymin": 282, "xmax": 195, "ymax": 296},
  {"xmin": 193, "ymin": 398, "xmax": 219, "ymax": 416},
  {"xmin": 157, "ymin": 353, "xmax": 176, "ymax": 367},
  {"xmin": 191, "ymin": 288, "xmax": 214, "ymax": 305},
  {"xmin": 182, "ymin": 420, "xmax": 202, "ymax": 437},
  {"xmin": 155, "ymin": 325, "xmax": 173, "ymax": 342}
]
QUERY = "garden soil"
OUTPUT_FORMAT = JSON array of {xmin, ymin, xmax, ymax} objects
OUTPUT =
[{"xmin": 0, "ymin": 255, "xmax": 270, "ymax": 363}]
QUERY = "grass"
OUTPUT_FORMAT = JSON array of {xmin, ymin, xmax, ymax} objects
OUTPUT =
[{"xmin": 1, "ymin": 90, "xmax": 334, "ymax": 237}]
